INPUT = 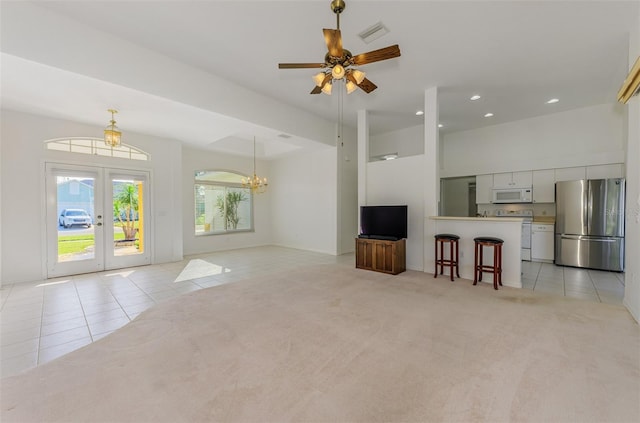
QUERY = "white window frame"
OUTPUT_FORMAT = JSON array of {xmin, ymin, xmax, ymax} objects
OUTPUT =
[
  {"xmin": 45, "ymin": 138, "xmax": 149, "ymax": 161},
  {"xmin": 194, "ymin": 170, "xmax": 253, "ymax": 236}
]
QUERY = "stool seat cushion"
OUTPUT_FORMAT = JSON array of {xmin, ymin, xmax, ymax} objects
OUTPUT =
[
  {"xmin": 474, "ymin": 236, "xmax": 504, "ymax": 243},
  {"xmin": 435, "ymin": 233, "xmax": 460, "ymax": 240}
]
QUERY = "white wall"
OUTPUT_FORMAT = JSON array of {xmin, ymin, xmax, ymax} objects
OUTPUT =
[
  {"xmin": 366, "ymin": 155, "xmax": 425, "ymax": 271},
  {"xmin": 270, "ymin": 146, "xmax": 338, "ymax": 255},
  {"xmin": 623, "ymin": 9, "xmax": 640, "ymax": 323},
  {"xmin": 369, "ymin": 124, "xmax": 424, "ymax": 160},
  {"xmin": 1, "ymin": 2, "xmax": 336, "ymax": 148},
  {"xmin": 181, "ymin": 147, "xmax": 272, "ymax": 256},
  {"xmin": 441, "ymin": 104, "xmax": 626, "ymax": 177},
  {"xmin": 0, "ymin": 110, "xmax": 183, "ymax": 285}
]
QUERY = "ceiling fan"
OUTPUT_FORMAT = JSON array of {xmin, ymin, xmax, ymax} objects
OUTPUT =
[{"xmin": 278, "ymin": 0, "xmax": 401, "ymax": 95}]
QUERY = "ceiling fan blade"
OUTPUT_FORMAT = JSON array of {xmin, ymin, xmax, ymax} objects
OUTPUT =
[
  {"xmin": 323, "ymin": 28, "xmax": 343, "ymax": 58},
  {"xmin": 310, "ymin": 86, "xmax": 322, "ymax": 94},
  {"xmin": 279, "ymin": 63, "xmax": 325, "ymax": 69},
  {"xmin": 352, "ymin": 45, "xmax": 401, "ymax": 65},
  {"xmin": 358, "ymin": 78, "xmax": 378, "ymax": 93}
]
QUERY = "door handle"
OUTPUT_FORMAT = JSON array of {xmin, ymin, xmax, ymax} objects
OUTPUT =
[{"xmin": 561, "ymin": 235, "xmax": 615, "ymax": 242}]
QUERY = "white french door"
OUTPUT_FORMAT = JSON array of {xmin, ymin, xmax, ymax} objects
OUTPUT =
[{"xmin": 46, "ymin": 163, "xmax": 151, "ymax": 278}]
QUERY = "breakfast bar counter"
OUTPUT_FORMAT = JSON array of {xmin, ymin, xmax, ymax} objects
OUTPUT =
[{"xmin": 426, "ymin": 216, "xmax": 523, "ymax": 288}]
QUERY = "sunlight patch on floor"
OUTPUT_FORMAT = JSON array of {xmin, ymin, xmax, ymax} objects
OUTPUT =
[
  {"xmin": 36, "ymin": 279, "xmax": 73, "ymax": 288},
  {"xmin": 174, "ymin": 259, "xmax": 228, "ymax": 282}
]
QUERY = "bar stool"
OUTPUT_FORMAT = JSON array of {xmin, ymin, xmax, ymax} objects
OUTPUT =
[
  {"xmin": 473, "ymin": 237, "xmax": 504, "ymax": 290},
  {"xmin": 434, "ymin": 234, "xmax": 460, "ymax": 281}
]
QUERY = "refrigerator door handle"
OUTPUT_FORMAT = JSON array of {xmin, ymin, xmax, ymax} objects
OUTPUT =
[
  {"xmin": 585, "ymin": 182, "xmax": 591, "ymax": 234},
  {"xmin": 560, "ymin": 235, "xmax": 617, "ymax": 242}
]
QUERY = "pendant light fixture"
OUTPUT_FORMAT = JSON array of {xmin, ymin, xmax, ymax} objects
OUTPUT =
[
  {"xmin": 242, "ymin": 137, "xmax": 268, "ymax": 194},
  {"xmin": 104, "ymin": 109, "xmax": 122, "ymax": 147}
]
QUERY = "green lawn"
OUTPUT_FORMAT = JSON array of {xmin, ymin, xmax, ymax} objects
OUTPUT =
[{"xmin": 58, "ymin": 232, "xmax": 131, "ymax": 255}]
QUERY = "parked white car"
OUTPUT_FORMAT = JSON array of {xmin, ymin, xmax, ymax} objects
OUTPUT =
[{"xmin": 58, "ymin": 209, "xmax": 92, "ymax": 228}]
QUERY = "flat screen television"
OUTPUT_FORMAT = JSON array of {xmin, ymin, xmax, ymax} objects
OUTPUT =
[{"xmin": 359, "ymin": 205, "xmax": 408, "ymax": 240}]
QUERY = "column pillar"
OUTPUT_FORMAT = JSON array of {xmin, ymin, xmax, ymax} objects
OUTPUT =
[
  {"xmin": 423, "ymin": 87, "xmax": 439, "ymax": 273},
  {"xmin": 357, "ymin": 109, "xmax": 369, "ymax": 230}
]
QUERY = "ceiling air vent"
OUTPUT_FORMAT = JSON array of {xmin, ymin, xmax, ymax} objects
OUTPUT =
[
  {"xmin": 358, "ymin": 22, "xmax": 389, "ymax": 44},
  {"xmin": 278, "ymin": 133, "xmax": 292, "ymax": 139}
]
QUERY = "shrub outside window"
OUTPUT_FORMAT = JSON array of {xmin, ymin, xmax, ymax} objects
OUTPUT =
[{"xmin": 195, "ymin": 171, "xmax": 252, "ymax": 235}]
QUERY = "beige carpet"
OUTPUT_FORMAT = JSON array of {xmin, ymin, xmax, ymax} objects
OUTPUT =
[{"xmin": 1, "ymin": 265, "xmax": 639, "ymax": 422}]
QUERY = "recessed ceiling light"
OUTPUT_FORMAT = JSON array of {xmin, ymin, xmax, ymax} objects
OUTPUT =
[
  {"xmin": 484, "ymin": 113, "xmax": 494, "ymax": 117},
  {"xmin": 415, "ymin": 110, "xmax": 424, "ymax": 116},
  {"xmin": 438, "ymin": 124, "xmax": 443, "ymax": 128},
  {"xmin": 470, "ymin": 95, "xmax": 481, "ymax": 101},
  {"xmin": 546, "ymin": 98, "xmax": 559, "ymax": 104}
]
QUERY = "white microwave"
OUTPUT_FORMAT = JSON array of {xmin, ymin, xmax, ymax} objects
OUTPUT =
[{"xmin": 492, "ymin": 188, "xmax": 533, "ymax": 203}]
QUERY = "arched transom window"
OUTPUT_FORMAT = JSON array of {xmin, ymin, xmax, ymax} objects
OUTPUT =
[{"xmin": 45, "ymin": 138, "xmax": 149, "ymax": 161}]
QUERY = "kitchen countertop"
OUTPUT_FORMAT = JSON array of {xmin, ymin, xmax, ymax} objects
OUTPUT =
[
  {"xmin": 429, "ymin": 216, "xmax": 523, "ymax": 222},
  {"xmin": 532, "ymin": 217, "xmax": 555, "ymax": 224}
]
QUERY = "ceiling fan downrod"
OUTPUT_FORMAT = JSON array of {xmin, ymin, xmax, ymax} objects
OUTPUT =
[{"xmin": 331, "ymin": 0, "xmax": 345, "ymax": 30}]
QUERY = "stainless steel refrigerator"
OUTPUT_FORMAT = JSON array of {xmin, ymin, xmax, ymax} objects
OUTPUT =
[{"xmin": 555, "ymin": 178, "xmax": 625, "ymax": 271}]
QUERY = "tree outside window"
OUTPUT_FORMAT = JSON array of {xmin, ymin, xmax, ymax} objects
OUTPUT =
[
  {"xmin": 194, "ymin": 171, "xmax": 252, "ymax": 235},
  {"xmin": 113, "ymin": 183, "xmax": 139, "ymax": 239}
]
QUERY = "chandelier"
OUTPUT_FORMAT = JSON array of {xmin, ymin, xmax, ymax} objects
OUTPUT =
[
  {"xmin": 242, "ymin": 137, "xmax": 268, "ymax": 194},
  {"xmin": 104, "ymin": 109, "xmax": 122, "ymax": 147}
]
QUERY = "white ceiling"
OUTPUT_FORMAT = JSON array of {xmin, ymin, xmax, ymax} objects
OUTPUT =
[{"xmin": 1, "ymin": 1, "xmax": 638, "ymax": 159}]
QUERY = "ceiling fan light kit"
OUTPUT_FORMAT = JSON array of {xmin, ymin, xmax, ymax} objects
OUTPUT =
[
  {"xmin": 345, "ymin": 80, "xmax": 357, "ymax": 94},
  {"xmin": 313, "ymin": 72, "xmax": 326, "ymax": 87},
  {"xmin": 278, "ymin": 0, "xmax": 401, "ymax": 95},
  {"xmin": 331, "ymin": 64, "xmax": 345, "ymax": 79}
]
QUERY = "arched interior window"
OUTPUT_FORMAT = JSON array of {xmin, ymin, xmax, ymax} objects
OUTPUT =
[
  {"xmin": 194, "ymin": 170, "xmax": 253, "ymax": 235},
  {"xmin": 45, "ymin": 138, "xmax": 149, "ymax": 161}
]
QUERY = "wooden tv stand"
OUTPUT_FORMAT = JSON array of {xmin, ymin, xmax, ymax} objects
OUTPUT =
[{"xmin": 355, "ymin": 238, "xmax": 406, "ymax": 275}]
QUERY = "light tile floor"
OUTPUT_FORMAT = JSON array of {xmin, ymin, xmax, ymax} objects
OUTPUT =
[
  {"xmin": 0, "ymin": 247, "xmax": 625, "ymax": 379},
  {"xmin": 521, "ymin": 260, "xmax": 625, "ymax": 304}
]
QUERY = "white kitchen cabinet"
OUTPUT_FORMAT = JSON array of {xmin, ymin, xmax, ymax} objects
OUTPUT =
[
  {"xmin": 531, "ymin": 224, "xmax": 554, "ymax": 262},
  {"xmin": 532, "ymin": 169, "xmax": 555, "ymax": 203},
  {"xmin": 476, "ymin": 174, "xmax": 493, "ymax": 204},
  {"xmin": 493, "ymin": 171, "xmax": 532, "ymax": 189},
  {"xmin": 586, "ymin": 164, "xmax": 624, "ymax": 179},
  {"xmin": 512, "ymin": 171, "xmax": 533, "ymax": 188},
  {"xmin": 554, "ymin": 166, "xmax": 586, "ymax": 182},
  {"xmin": 492, "ymin": 172, "xmax": 513, "ymax": 189}
]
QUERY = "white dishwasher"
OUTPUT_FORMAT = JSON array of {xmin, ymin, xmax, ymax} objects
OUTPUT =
[
  {"xmin": 531, "ymin": 223, "xmax": 554, "ymax": 262},
  {"xmin": 495, "ymin": 209, "xmax": 533, "ymax": 260}
]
